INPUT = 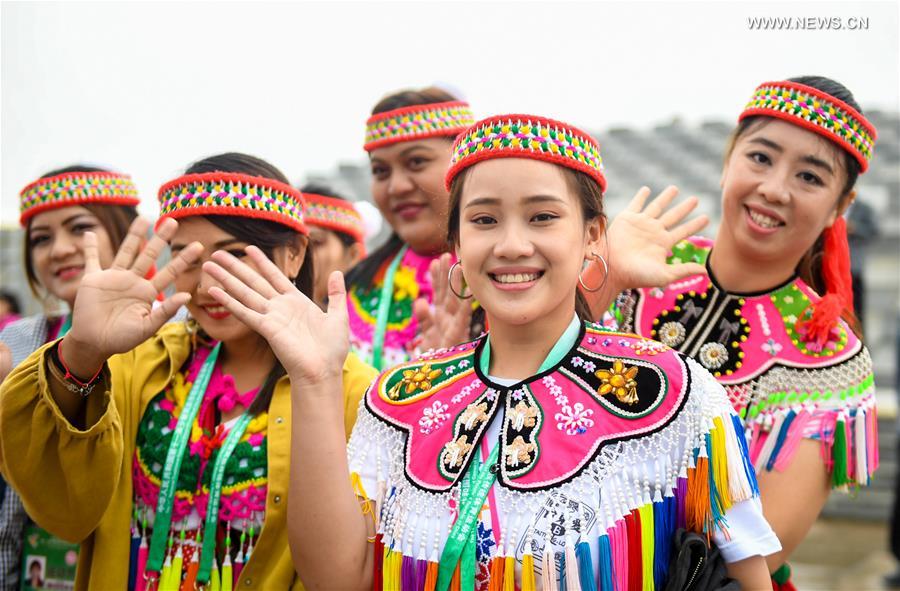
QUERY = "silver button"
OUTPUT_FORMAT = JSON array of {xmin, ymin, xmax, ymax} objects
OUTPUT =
[
  {"xmin": 274, "ymin": 495, "xmax": 282, "ymax": 504},
  {"xmin": 244, "ymin": 579, "xmax": 252, "ymax": 586},
  {"xmin": 275, "ymin": 416, "xmax": 284, "ymax": 424}
]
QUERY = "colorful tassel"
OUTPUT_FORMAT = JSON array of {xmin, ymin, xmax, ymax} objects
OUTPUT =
[
  {"xmin": 564, "ymin": 538, "xmax": 580, "ymax": 591},
  {"xmin": 210, "ymin": 559, "xmax": 220, "ymax": 591},
  {"xmin": 625, "ymin": 510, "xmax": 642, "ymax": 591},
  {"xmin": 855, "ymin": 408, "xmax": 868, "ymax": 485},
  {"xmin": 416, "ymin": 557, "xmax": 429, "ymax": 591},
  {"xmin": 160, "ymin": 553, "xmax": 173, "ymax": 591},
  {"xmin": 170, "ymin": 543, "xmax": 184, "ymax": 590},
  {"xmin": 597, "ymin": 534, "xmax": 614, "ymax": 591},
  {"xmin": 613, "ymin": 520, "xmax": 627, "ymax": 591},
  {"xmin": 766, "ymin": 411, "xmax": 797, "ymax": 471},
  {"xmin": 638, "ymin": 504, "xmax": 654, "ymax": 591},
  {"xmin": 731, "ymin": 415, "xmax": 760, "ymax": 496},
  {"xmin": 488, "ymin": 553, "xmax": 505, "ymax": 591},
  {"xmin": 675, "ymin": 473, "xmax": 688, "ymax": 531},
  {"xmin": 450, "ymin": 561, "xmax": 461, "ymax": 591},
  {"xmin": 423, "ymin": 560, "xmax": 439, "ymax": 591},
  {"xmin": 503, "ymin": 555, "xmax": 516, "ymax": 591},
  {"xmin": 542, "ymin": 547, "xmax": 558, "ymax": 591},
  {"xmin": 221, "ymin": 552, "xmax": 233, "ymax": 591},
  {"xmin": 832, "ymin": 414, "xmax": 851, "ymax": 487},
  {"xmin": 575, "ymin": 539, "xmax": 596, "ymax": 591},
  {"xmin": 136, "ymin": 535, "xmax": 149, "ymax": 591},
  {"xmin": 373, "ymin": 534, "xmax": 385, "ymax": 591},
  {"xmin": 652, "ymin": 500, "xmax": 667, "ymax": 589},
  {"xmin": 180, "ymin": 549, "xmax": 199, "ymax": 591},
  {"xmin": 522, "ymin": 551, "xmax": 537, "ymax": 591},
  {"xmin": 401, "ymin": 554, "xmax": 417, "ymax": 591},
  {"xmin": 129, "ymin": 528, "xmax": 141, "ymax": 591},
  {"xmin": 687, "ymin": 450, "xmax": 711, "ymax": 538}
]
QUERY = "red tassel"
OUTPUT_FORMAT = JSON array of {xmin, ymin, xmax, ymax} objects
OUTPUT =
[
  {"xmin": 625, "ymin": 509, "xmax": 642, "ymax": 591},
  {"xmin": 372, "ymin": 534, "xmax": 384, "ymax": 591},
  {"xmin": 797, "ymin": 216, "xmax": 853, "ymax": 347}
]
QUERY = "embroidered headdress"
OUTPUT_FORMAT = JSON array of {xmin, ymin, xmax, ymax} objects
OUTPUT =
[
  {"xmin": 445, "ymin": 114, "xmax": 606, "ymax": 192},
  {"xmin": 158, "ymin": 172, "xmax": 308, "ymax": 235},
  {"xmin": 19, "ymin": 171, "xmax": 140, "ymax": 226},
  {"xmin": 303, "ymin": 193, "xmax": 367, "ymax": 254},
  {"xmin": 364, "ymin": 101, "xmax": 475, "ymax": 152}
]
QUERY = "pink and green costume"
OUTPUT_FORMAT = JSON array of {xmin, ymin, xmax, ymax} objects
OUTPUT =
[{"xmin": 611, "ymin": 236, "xmax": 878, "ymax": 490}]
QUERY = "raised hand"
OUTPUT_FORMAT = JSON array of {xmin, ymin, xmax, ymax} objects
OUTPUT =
[
  {"xmin": 413, "ymin": 253, "xmax": 473, "ymax": 352},
  {"xmin": 63, "ymin": 217, "xmax": 202, "ymax": 372},
  {"xmin": 203, "ymin": 247, "xmax": 349, "ymax": 385}
]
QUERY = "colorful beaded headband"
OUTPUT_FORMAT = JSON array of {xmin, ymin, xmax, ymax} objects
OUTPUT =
[
  {"xmin": 304, "ymin": 193, "xmax": 367, "ymax": 252},
  {"xmin": 158, "ymin": 173, "xmax": 307, "ymax": 235},
  {"xmin": 364, "ymin": 101, "xmax": 475, "ymax": 152},
  {"xmin": 445, "ymin": 114, "xmax": 606, "ymax": 192},
  {"xmin": 19, "ymin": 171, "xmax": 140, "ymax": 226},
  {"xmin": 739, "ymin": 81, "xmax": 877, "ymax": 172}
]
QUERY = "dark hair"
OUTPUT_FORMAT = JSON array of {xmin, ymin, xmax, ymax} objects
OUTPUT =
[
  {"xmin": 184, "ymin": 152, "xmax": 314, "ymax": 416},
  {"xmin": 723, "ymin": 75, "xmax": 862, "ymax": 334},
  {"xmin": 346, "ymin": 87, "xmax": 461, "ymax": 291},
  {"xmin": 447, "ymin": 165, "xmax": 606, "ymax": 323},
  {"xmin": 300, "ymin": 182, "xmax": 358, "ymax": 249},
  {"xmin": 0, "ymin": 291, "xmax": 21, "ymax": 315},
  {"xmin": 24, "ymin": 165, "xmax": 139, "ymax": 298}
]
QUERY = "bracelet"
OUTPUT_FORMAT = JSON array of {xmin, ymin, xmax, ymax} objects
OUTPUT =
[{"xmin": 48, "ymin": 342, "xmax": 105, "ymax": 398}]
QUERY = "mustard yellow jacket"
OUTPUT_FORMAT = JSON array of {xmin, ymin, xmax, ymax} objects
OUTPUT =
[{"xmin": 0, "ymin": 323, "xmax": 377, "ymax": 590}]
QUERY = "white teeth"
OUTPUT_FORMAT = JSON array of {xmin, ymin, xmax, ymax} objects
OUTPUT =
[
  {"xmin": 205, "ymin": 306, "xmax": 227, "ymax": 313},
  {"xmin": 748, "ymin": 209, "xmax": 782, "ymax": 229},
  {"xmin": 494, "ymin": 272, "xmax": 539, "ymax": 284}
]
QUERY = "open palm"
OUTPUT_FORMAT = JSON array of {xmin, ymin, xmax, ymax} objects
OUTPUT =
[
  {"xmin": 203, "ymin": 247, "xmax": 349, "ymax": 384},
  {"xmin": 413, "ymin": 253, "xmax": 473, "ymax": 352},
  {"xmin": 67, "ymin": 217, "xmax": 202, "ymax": 359}
]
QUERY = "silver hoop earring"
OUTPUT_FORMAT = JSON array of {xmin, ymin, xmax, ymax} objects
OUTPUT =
[
  {"xmin": 578, "ymin": 253, "xmax": 608, "ymax": 293},
  {"xmin": 447, "ymin": 261, "xmax": 473, "ymax": 300}
]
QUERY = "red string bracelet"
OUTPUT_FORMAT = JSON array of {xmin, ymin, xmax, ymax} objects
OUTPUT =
[{"xmin": 54, "ymin": 341, "xmax": 104, "ymax": 397}]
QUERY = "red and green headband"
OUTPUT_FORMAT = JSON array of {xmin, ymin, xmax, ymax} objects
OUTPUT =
[
  {"xmin": 19, "ymin": 171, "xmax": 140, "ymax": 226},
  {"xmin": 739, "ymin": 81, "xmax": 877, "ymax": 172},
  {"xmin": 445, "ymin": 114, "xmax": 606, "ymax": 192},
  {"xmin": 158, "ymin": 173, "xmax": 308, "ymax": 235},
  {"xmin": 364, "ymin": 101, "xmax": 475, "ymax": 152},
  {"xmin": 304, "ymin": 193, "xmax": 367, "ymax": 253}
]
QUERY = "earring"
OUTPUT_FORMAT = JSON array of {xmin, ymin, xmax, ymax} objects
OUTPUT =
[
  {"xmin": 578, "ymin": 253, "xmax": 608, "ymax": 293},
  {"xmin": 447, "ymin": 261, "xmax": 473, "ymax": 299}
]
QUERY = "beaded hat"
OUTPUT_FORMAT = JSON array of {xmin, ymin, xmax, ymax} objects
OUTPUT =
[
  {"xmin": 19, "ymin": 171, "xmax": 140, "ymax": 226},
  {"xmin": 364, "ymin": 101, "xmax": 475, "ymax": 152},
  {"xmin": 445, "ymin": 114, "xmax": 606, "ymax": 192},
  {"xmin": 158, "ymin": 172, "xmax": 307, "ymax": 235},
  {"xmin": 739, "ymin": 80, "xmax": 877, "ymax": 172},
  {"xmin": 303, "ymin": 193, "xmax": 367, "ymax": 254}
]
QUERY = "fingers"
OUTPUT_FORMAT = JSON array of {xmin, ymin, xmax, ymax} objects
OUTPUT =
[
  {"xmin": 202, "ymin": 260, "xmax": 271, "ymax": 313},
  {"xmin": 132, "ymin": 218, "xmax": 178, "ymax": 277},
  {"xmin": 83, "ymin": 232, "xmax": 102, "ymax": 274},
  {"xmin": 209, "ymin": 249, "xmax": 280, "ymax": 300},
  {"xmin": 413, "ymin": 298, "xmax": 434, "ymax": 333},
  {"xmin": 146, "ymin": 292, "xmax": 192, "ymax": 332},
  {"xmin": 325, "ymin": 271, "xmax": 349, "ymax": 321},
  {"xmin": 207, "ymin": 286, "xmax": 265, "ymax": 328},
  {"xmin": 150, "ymin": 242, "xmax": 203, "ymax": 293},
  {"xmin": 642, "ymin": 186, "xmax": 679, "ymax": 218},
  {"xmin": 658, "ymin": 195, "xmax": 699, "ymax": 229},
  {"xmin": 244, "ymin": 246, "xmax": 298, "ymax": 295},
  {"xmin": 670, "ymin": 215, "xmax": 709, "ymax": 244},
  {"xmin": 665, "ymin": 262, "xmax": 707, "ymax": 285},
  {"xmin": 111, "ymin": 218, "xmax": 151, "ymax": 270},
  {"xmin": 625, "ymin": 187, "xmax": 652, "ymax": 213}
]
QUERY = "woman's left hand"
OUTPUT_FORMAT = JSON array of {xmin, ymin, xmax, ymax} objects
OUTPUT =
[
  {"xmin": 203, "ymin": 246, "xmax": 349, "ymax": 386},
  {"xmin": 413, "ymin": 253, "xmax": 473, "ymax": 352}
]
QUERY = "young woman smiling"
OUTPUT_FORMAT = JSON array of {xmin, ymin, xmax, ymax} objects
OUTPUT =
[{"xmin": 204, "ymin": 115, "xmax": 779, "ymax": 590}]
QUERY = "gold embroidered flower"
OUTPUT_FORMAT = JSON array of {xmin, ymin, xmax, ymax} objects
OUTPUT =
[
  {"xmin": 596, "ymin": 360, "xmax": 640, "ymax": 405},
  {"xmin": 508, "ymin": 401, "xmax": 539, "ymax": 431},
  {"xmin": 460, "ymin": 402, "xmax": 489, "ymax": 430},
  {"xmin": 443, "ymin": 435, "xmax": 473, "ymax": 468},
  {"xmin": 505, "ymin": 436, "xmax": 536, "ymax": 467},
  {"xmin": 388, "ymin": 364, "xmax": 443, "ymax": 399}
]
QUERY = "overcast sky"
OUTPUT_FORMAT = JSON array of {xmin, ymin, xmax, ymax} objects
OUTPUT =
[{"xmin": 2, "ymin": 0, "xmax": 898, "ymax": 225}]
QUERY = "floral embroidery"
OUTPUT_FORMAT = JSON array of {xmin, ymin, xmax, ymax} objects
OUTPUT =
[
  {"xmin": 388, "ymin": 364, "xmax": 443, "ymax": 399},
  {"xmin": 508, "ymin": 401, "xmax": 539, "ymax": 431},
  {"xmin": 658, "ymin": 321, "xmax": 686, "ymax": 347},
  {"xmin": 510, "ymin": 388, "xmax": 526, "ymax": 402},
  {"xmin": 797, "ymin": 323, "xmax": 843, "ymax": 353},
  {"xmin": 583, "ymin": 361, "xmax": 597, "ymax": 372},
  {"xmin": 443, "ymin": 435, "xmax": 474, "ymax": 468},
  {"xmin": 419, "ymin": 400, "xmax": 450, "ymax": 435},
  {"xmin": 649, "ymin": 287, "xmax": 665, "ymax": 299},
  {"xmin": 505, "ymin": 436, "xmax": 537, "ymax": 467},
  {"xmin": 634, "ymin": 339, "xmax": 668, "ymax": 356},
  {"xmin": 571, "ymin": 356, "xmax": 585, "ymax": 368},
  {"xmin": 460, "ymin": 402, "xmax": 490, "ymax": 430},
  {"xmin": 554, "ymin": 402, "xmax": 595, "ymax": 435},
  {"xmin": 596, "ymin": 360, "xmax": 639, "ymax": 405},
  {"xmin": 762, "ymin": 338, "xmax": 783, "ymax": 357},
  {"xmin": 699, "ymin": 342, "xmax": 729, "ymax": 369},
  {"xmin": 451, "ymin": 379, "xmax": 484, "ymax": 406}
]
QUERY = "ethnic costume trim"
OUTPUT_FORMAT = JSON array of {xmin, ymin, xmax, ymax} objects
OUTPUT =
[
  {"xmin": 620, "ymin": 235, "xmax": 878, "ymax": 490},
  {"xmin": 348, "ymin": 321, "xmax": 761, "ymax": 590},
  {"xmin": 364, "ymin": 101, "xmax": 475, "ymax": 152},
  {"xmin": 303, "ymin": 193, "xmax": 366, "ymax": 251},
  {"xmin": 740, "ymin": 81, "xmax": 877, "ymax": 171},
  {"xmin": 158, "ymin": 172, "xmax": 308, "ymax": 235},
  {"xmin": 445, "ymin": 114, "xmax": 606, "ymax": 192},
  {"xmin": 19, "ymin": 171, "xmax": 140, "ymax": 226}
]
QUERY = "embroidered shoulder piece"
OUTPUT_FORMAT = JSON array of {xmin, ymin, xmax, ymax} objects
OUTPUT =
[
  {"xmin": 633, "ymin": 237, "xmax": 861, "ymax": 384},
  {"xmin": 363, "ymin": 322, "xmax": 690, "ymax": 492}
]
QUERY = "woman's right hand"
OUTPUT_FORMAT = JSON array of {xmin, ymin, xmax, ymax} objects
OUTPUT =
[{"xmin": 61, "ymin": 217, "xmax": 202, "ymax": 374}]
